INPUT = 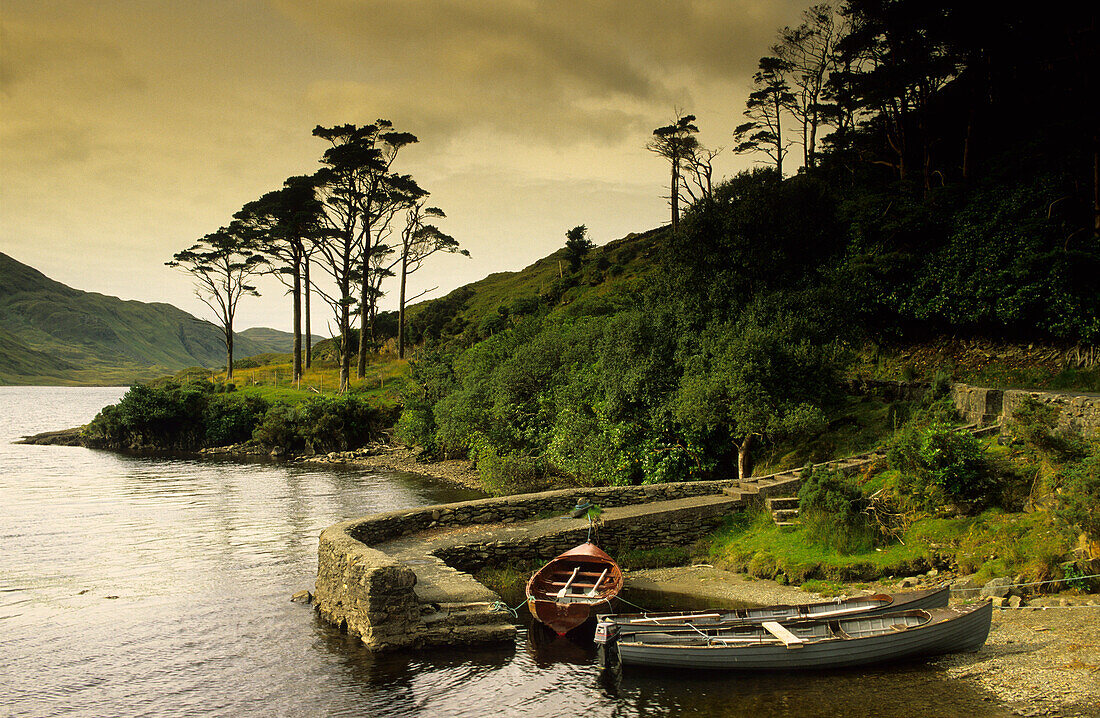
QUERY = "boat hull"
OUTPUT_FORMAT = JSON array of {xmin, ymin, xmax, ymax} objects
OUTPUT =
[
  {"xmin": 528, "ymin": 596, "xmax": 609, "ymax": 636},
  {"xmin": 599, "ymin": 586, "xmax": 950, "ymax": 633},
  {"xmin": 526, "ymin": 542, "xmax": 623, "ymax": 636},
  {"xmin": 609, "ymin": 602, "xmax": 992, "ymax": 670}
]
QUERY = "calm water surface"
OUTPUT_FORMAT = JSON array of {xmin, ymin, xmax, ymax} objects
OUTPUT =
[{"xmin": 1, "ymin": 387, "xmax": 1010, "ymax": 717}]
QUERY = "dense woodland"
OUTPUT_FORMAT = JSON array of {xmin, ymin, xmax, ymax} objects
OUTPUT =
[
  {"xmin": 125, "ymin": 1, "xmax": 1099, "ymax": 493},
  {"xmin": 82, "ymin": 2, "xmax": 1100, "ymax": 584},
  {"xmin": 394, "ymin": 1, "xmax": 1099, "ymax": 489}
]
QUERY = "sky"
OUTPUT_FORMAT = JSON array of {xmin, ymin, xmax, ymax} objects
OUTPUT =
[{"xmin": 1, "ymin": 0, "xmax": 809, "ymax": 334}]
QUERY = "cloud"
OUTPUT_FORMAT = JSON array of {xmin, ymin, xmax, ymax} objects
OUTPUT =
[
  {"xmin": 0, "ymin": 19, "xmax": 146, "ymax": 97},
  {"xmin": 273, "ymin": 0, "xmax": 806, "ymax": 147}
]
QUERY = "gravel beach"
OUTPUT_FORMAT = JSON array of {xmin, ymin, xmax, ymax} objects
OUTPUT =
[{"xmin": 628, "ymin": 566, "xmax": 1100, "ymax": 717}]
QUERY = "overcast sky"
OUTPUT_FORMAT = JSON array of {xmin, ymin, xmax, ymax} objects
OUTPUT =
[{"xmin": 2, "ymin": 0, "xmax": 809, "ymax": 333}]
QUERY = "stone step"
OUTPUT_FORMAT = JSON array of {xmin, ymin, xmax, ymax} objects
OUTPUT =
[
  {"xmin": 772, "ymin": 508, "xmax": 800, "ymax": 521},
  {"xmin": 766, "ymin": 497, "xmax": 799, "ymax": 510},
  {"xmin": 775, "ymin": 521, "xmax": 801, "ymax": 528},
  {"xmin": 420, "ymin": 622, "xmax": 517, "ymax": 645},
  {"xmin": 420, "ymin": 602, "xmax": 518, "ymax": 628}
]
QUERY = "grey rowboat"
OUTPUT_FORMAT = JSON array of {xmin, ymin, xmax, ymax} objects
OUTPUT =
[
  {"xmin": 595, "ymin": 601, "xmax": 992, "ymax": 671},
  {"xmin": 597, "ymin": 586, "xmax": 949, "ymax": 633}
]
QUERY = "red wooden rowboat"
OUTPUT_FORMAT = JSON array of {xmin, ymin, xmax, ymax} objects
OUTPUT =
[{"xmin": 526, "ymin": 542, "xmax": 623, "ymax": 635}]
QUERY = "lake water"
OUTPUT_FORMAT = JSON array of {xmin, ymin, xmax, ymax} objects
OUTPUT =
[{"xmin": 0, "ymin": 387, "xmax": 1011, "ymax": 717}]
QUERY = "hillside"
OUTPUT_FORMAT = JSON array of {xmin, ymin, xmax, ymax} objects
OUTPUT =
[
  {"xmin": 400, "ymin": 226, "xmax": 665, "ymax": 344},
  {"xmin": 0, "ymin": 252, "xmax": 304, "ymax": 385},
  {"xmin": 237, "ymin": 327, "xmax": 323, "ymax": 355}
]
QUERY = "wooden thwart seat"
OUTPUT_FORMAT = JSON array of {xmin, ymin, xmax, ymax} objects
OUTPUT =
[{"xmin": 762, "ymin": 621, "xmax": 804, "ymax": 649}]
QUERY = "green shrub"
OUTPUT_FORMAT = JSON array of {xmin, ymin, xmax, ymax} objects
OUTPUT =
[
  {"xmin": 251, "ymin": 403, "xmax": 298, "ymax": 450},
  {"xmin": 1007, "ymin": 396, "xmax": 1083, "ymax": 459},
  {"xmin": 472, "ymin": 440, "xmax": 548, "ymax": 496},
  {"xmin": 930, "ymin": 369, "xmax": 953, "ymax": 399},
  {"xmin": 251, "ymin": 395, "xmax": 397, "ymax": 454},
  {"xmin": 798, "ymin": 466, "xmax": 879, "ymax": 554},
  {"xmin": 203, "ymin": 393, "xmax": 269, "ymax": 446},
  {"xmin": 885, "ymin": 421, "xmax": 994, "ymax": 513},
  {"xmin": 83, "ymin": 382, "xmax": 213, "ymax": 450},
  {"xmin": 1052, "ymin": 441, "xmax": 1100, "ymax": 542},
  {"xmin": 919, "ymin": 424, "xmax": 992, "ymax": 507}
]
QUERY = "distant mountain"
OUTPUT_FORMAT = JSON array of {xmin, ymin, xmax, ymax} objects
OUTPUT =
[
  {"xmin": 0, "ymin": 252, "xmax": 306, "ymax": 385},
  {"xmin": 237, "ymin": 326, "xmax": 323, "ymax": 355}
]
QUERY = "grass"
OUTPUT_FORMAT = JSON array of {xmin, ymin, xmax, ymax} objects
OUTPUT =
[
  {"xmin": 179, "ymin": 356, "xmax": 411, "ymax": 406},
  {"xmin": 705, "ymin": 508, "xmax": 931, "ymax": 585},
  {"xmin": 755, "ymin": 394, "xmax": 921, "ymax": 472},
  {"xmin": 704, "ymin": 496, "xmax": 1076, "ymax": 590},
  {"xmin": 799, "ymin": 580, "xmax": 847, "ymax": 596}
]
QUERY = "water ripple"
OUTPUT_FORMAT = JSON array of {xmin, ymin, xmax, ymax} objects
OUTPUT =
[{"xmin": 1, "ymin": 388, "xmax": 1007, "ymax": 718}]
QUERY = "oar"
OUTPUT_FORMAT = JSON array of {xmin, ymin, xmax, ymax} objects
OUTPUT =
[
  {"xmin": 555, "ymin": 567, "xmax": 580, "ymax": 599},
  {"xmin": 585, "ymin": 568, "xmax": 610, "ymax": 597}
]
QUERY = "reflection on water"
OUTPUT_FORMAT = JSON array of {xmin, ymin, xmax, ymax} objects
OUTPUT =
[{"xmin": 0, "ymin": 387, "xmax": 1011, "ymax": 717}]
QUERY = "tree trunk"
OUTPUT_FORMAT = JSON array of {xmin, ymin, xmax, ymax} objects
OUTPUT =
[
  {"xmin": 225, "ymin": 327, "xmax": 234, "ymax": 382},
  {"xmin": 670, "ymin": 160, "xmax": 680, "ymax": 232},
  {"xmin": 339, "ymin": 303, "xmax": 350, "ymax": 393},
  {"xmin": 737, "ymin": 434, "xmax": 754, "ymax": 480},
  {"xmin": 803, "ymin": 117, "xmax": 810, "ymax": 170},
  {"xmin": 357, "ymin": 257, "xmax": 369, "ymax": 379},
  {"xmin": 774, "ymin": 96, "xmax": 783, "ymax": 178},
  {"xmin": 962, "ymin": 104, "xmax": 975, "ymax": 181},
  {"xmin": 398, "ymin": 252, "xmax": 408, "ymax": 359},
  {"xmin": 292, "ymin": 252, "xmax": 302, "ymax": 382},
  {"xmin": 808, "ymin": 111, "xmax": 818, "ymax": 170},
  {"xmin": 303, "ymin": 256, "xmax": 312, "ymax": 369}
]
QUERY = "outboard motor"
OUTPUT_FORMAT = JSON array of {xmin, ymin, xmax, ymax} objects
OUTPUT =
[{"xmin": 594, "ymin": 620, "xmax": 621, "ymax": 672}]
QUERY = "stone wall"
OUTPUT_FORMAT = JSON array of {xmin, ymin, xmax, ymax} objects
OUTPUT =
[
  {"xmin": 347, "ymin": 479, "xmax": 740, "ymax": 546},
  {"xmin": 952, "ymin": 383, "xmax": 1100, "ymax": 438},
  {"xmin": 434, "ymin": 495, "xmax": 744, "ymax": 573},
  {"xmin": 313, "ymin": 520, "xmax": 422, "ymax": 651},
  {"xmin": 314, "ymin": 477, "xmax": 750, "ymax": 652},
  {"xmin": 1001, "ymin": 389, "xmax": 1100, "ymax": 438},
  {"xmin": 951, "ymin": 384, "xmax": 1004, "ymax": 425}
]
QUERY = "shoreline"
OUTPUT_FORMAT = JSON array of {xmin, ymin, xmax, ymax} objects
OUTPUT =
[
  {"xmin": 19, "ymin": 429, "xmax": 1100, "ymax": 713},
  {"xmin": 295, "ymin": 444, "xmax": 487, "ymax": 492},
  {"xmin": 629, "ymin": 565, "xmax": 1100, "ymax": 718}
]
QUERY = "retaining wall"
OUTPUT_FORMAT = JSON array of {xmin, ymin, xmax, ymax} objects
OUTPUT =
[
  {"xmin": 314, "ymin": 522, "xmax": 422, "ymax": 651},
  {"xmin": 952, "ymin": 384, "xmax": 1100, "ymax": 438},
  {"xmin": 346, "ymin": 480, "xmax": 741, "ymax": 546}
]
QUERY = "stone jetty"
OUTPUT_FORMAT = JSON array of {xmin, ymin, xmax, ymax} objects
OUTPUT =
[{"xmin": 312, "ymin": 452, "xmax": 893, "ymax": 653}]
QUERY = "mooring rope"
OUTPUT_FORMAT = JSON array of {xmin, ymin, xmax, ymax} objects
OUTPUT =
[
  {"xmin": 490, "ymin": 599, "xmax": 526, "ymax": 618},
  {"xmin": 611, "ymin": 595, "xmax": 653, "ymax": 613},
  {"xmin": 946, "ymin": 572, "xmax": 1100, "ymax": 592}
]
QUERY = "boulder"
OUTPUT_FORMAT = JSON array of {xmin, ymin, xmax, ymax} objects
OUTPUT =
[
  {"xmin": 291, "ymin": 590, "xmax": 313, "ymax": 604},
  {"xmin": 981, "ymin": 577, "xmax": 1016, "ymax": 599},
  {"xmin": 951, "ymin": 577, "xmax": 981, "ymax": 598}
]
